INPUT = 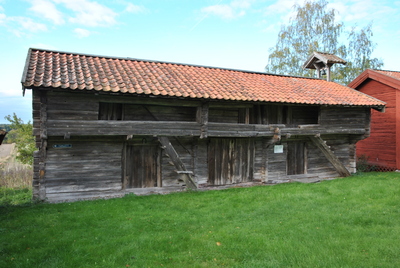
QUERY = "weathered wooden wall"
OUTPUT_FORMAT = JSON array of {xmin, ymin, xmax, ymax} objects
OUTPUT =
[
  {"xmin": 31, "ymin": 89, "xmax": 370, "ymax": 202},
  {"xmin": 266, "ymin": 135, "xmax": 356, "ymax": 181},
  {"xmin": 45, "ymin": 137, "xmax": 123, "ymax": 201}
]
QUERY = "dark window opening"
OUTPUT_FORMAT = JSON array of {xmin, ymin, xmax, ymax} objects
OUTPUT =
[
  {"xmin": 99, "ymin": 103, "xmax": 197, "ymax": 122},
  {"xmin": 124, "ymin": 104, "xmax": 196, "ymax": 121},
  {"xmin": 291, "ymin": 106, "xmax": 319, "ymax": 125},
  {"xmin": 250, "ymin": 105, "xmax": 287, "ymax": 125},
  {"xmin": 209, "ymin": 108, "xmax": 240, "ymax": 123},
  {"xmin": 98, "ymin": 103, "xmax": 123, "ymax": 120}
]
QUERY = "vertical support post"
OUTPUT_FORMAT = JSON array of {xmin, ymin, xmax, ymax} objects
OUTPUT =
[
  {"xmin": 245, "ymin": 108, "xmax": 250, "ymax": 124},
  {"xmin": 198, "ymin": 102, "xmax": 209, "ymax": 139},
  {"xmin": 316, "ymin": 67, "xmax": 321, "ymax": 78},
  {"xmin": 32, "ymin": 89, "xmax": 48, "ymax": 201},
  {"xmin": 313, "ymin": 63, "xmax": 321, "ymax": 79},
  {"xmin": 285, "ymin": 106, "xmax": 292, "ymax": 126},
  {"xmin": 326, "ymin": 65, "xmax": 331, "ymax": 82},
  {"xmin": 261, "ymin": 138, "xmax": 268, "ymax": 182},
  {"xmin": 348, "ymin": 142, "xmax": 357, "ymax": 174},
  {"xmin": 326, "ymin": 63, "xmax": 333, "ymax": 82},
  {"xmin": 256, "ymin": 105, "xmax": 262, "ymax": 124}
]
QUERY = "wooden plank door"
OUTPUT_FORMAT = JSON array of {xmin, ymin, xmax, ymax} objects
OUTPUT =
[
  {"xmin": 208, "ymin": 138, "xmax": 254, "ymax": 185},
  {"xmin": 124, "ymin": 143, "xmax": 161, "ymax": 188},
  {"xmin": 287, "ymin": 142, "xmax": 306, "ymax": 175}
]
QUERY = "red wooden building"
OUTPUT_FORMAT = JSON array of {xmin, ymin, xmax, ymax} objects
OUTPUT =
[{"xmin": 348, "ymin": 69, "xmax": 400, "ymax": 170}]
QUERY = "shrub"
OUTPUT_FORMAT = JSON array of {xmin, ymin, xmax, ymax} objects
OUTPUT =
[
  {"xmin": 4, "ymin": 113, "xmax": 35, "ymax": 165},
  {"xmin": 0, "ymin": 161, "xmax": 32, "ymax": 189}
]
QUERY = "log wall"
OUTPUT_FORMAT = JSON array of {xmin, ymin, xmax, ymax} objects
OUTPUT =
[{"xmin": 31, "ymin": 89, "xmax": 370, "ymax": 202}]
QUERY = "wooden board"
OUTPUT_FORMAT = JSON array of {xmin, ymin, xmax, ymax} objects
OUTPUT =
[
  {"xmin": 158, "ymin": 137, "xmax": 197, "ymax": 189},
  {"xmin": 309, "ymin": 136, "xmax": 351, "ymax": 177},
  {"xmin": 208, "ymin": 138, "xmax": 254, "ymax": 185},
  {"xmin": 124, "ymin": 143, "xmax": 161, "ymax": 188},
  {"xmin": 287, "ymin": 142, "xmax": 306, "ymax": 175}
]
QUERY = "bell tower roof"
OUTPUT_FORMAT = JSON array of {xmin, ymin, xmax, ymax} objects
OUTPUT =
[{"xmin": 303, "ymin": 52, "xmax": 347, "ymax": 81}]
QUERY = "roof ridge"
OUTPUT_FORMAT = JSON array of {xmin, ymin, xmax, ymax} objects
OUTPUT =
[
  {"xmin": 373, "ymin": 69, "xmax": 400, "ymax": 81},
  {"xmin": 28, "ymin": 47, "xmax": 322, "ymax": 81},
  {"xmin": 374, "ymin": 69, "xmax": 400, "ymax": 73}
]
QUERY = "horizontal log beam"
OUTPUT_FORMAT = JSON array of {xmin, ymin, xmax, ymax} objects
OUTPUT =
[
  {"xmin": 46, "ymin": 120, "xmax": 201, "ymax": 136},
  {"xmin": 44, "ymin": 120, "xmax": 367, "ymax": 137}
]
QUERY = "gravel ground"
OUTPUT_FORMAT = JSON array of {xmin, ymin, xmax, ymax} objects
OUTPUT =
[{"xmin": 0, "ymin": 143, "xmax": 15, "ymax": 159}]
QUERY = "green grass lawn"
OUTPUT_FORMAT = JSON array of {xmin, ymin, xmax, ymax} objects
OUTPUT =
[{"xmin": 1, "ymin": 172, "xmax": 400, "ymax": 267}]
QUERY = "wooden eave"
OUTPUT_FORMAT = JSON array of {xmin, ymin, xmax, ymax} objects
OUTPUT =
[
  {"xmin": 348, "ymin": 69, "xmax": 400, "ymax": 91},
  {"xmin": 27, "ymin": 85, "xmax": 385, "ymax": 112}
]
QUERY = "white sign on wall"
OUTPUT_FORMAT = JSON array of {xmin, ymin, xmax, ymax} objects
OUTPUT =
[{"xmin": 274, "ymin": 145, "xmax": 283, "ymax": 153}]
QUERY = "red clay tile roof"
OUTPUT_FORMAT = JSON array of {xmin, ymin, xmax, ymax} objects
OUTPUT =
[
  {"xmin": 375, "ymin": 70, "xmax": 400, "ymax": 80},
  {"xmin": 22, "ymin": 48, "xmax": 385, "ymax": 109}
]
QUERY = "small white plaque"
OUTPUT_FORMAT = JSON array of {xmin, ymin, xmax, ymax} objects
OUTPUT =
[{"xmin": 274, "ymin": 145, "xmax": 283, "ymax": 153}]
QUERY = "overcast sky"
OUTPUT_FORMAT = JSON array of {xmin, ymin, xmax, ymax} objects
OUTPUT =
[{"xmin": 1, "ymin": 0, "xmax": 399, "ymax": 124}]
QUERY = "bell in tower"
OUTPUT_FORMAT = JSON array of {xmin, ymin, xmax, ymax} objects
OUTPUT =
[{"xmin": 303, "ymin": 52, "xmax": 347, "ymax": 82}]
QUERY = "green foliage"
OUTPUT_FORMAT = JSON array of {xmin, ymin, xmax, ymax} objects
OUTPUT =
[
  {"xmin": 0, "ymin": 188, "xmax": 32, "ymax": 206},
  {"xmin": 0, "ymin": 124, "xmax": 11, "ymax": 133},
  {"xmin": 0, "ymin": 124, "xmax": 11, "ymax": 144},
  {"xmin": 265, "ymin": 0, "xmax": 383, "ymax": 85},
  {"xmin": 1, "ymin": 173, "xmax": 400, "ymax": 267},
  {"xmin": 356, "ymin": 154, "xmax": 376, "ymax": 173},
  {"xmin": 4, "ymin": 113, "xmax": 35, "ymax": 165}
]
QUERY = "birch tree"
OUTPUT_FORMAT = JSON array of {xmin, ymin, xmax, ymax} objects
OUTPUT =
[{"xmin": 265, "ymin": 0, "xmax": 383, "ymax": 84}]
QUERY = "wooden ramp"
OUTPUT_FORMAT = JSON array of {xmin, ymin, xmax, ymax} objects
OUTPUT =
[
  {"xmin": 158, "ymin": 137, "xmax": 197, "ymax": 190},
  {"xmin": 309, "ymin": 135, "xmax": 351, "ymax": 177}
]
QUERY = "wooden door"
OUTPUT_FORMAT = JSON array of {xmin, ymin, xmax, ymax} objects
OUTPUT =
[
  {"xmin": 124, "ymin": 143, "xmax": 161, "ymax": 188},
  {"xmin": 208, "ymin": 138, "xmax": 254, "ymax": 185},
  {"xmin": 287, "ymin": 142, "xmax": 306, "ymax": 175}
]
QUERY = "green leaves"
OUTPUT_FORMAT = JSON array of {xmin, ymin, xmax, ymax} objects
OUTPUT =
[
  {"xmin": 4, "ymin": 113, "xmax": 35, "ymax": 165},
  {"xmin": 265, "ymin": 0, "xmax": 383, "ymax": 85}
]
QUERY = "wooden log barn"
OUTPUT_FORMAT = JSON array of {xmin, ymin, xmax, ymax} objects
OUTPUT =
[
  {"xmin": 21, "ymin": 48, "xmax": 385, "ymax": 202},
  {"xmin": 349, "ymin": 69, "xmax": 400, "ymax": 170}
]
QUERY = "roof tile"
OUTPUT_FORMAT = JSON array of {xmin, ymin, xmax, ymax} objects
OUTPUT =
[
  {"xmin": 22, "ymin": 48, "xmax": 385, "ymax": 109},
  {"xmin": 375, "ymin": 70, "xmax": 400, "ymax": 80}
]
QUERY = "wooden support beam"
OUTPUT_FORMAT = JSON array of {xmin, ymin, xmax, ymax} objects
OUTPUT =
[
  {"xmin": 37, "ymin": 90, "xmax": 48, "ymax": 200},
  {"xmin": 198, "ymin": 102, "xmax": 209, "ymax": 139},
  {"xmin": 266, "ymin": 127, "xmax": 281, "ymax": 148},
  {"xmin": 313, "ymin": 63, "xmax": 321, "ymax": 79},
  {"xmin": 158, "ymin": 137, "xmax": 197, "ymax": 189},
  {"xmin": 309, "ymin": 135, "xmax": 351, "ymax": 177}
]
